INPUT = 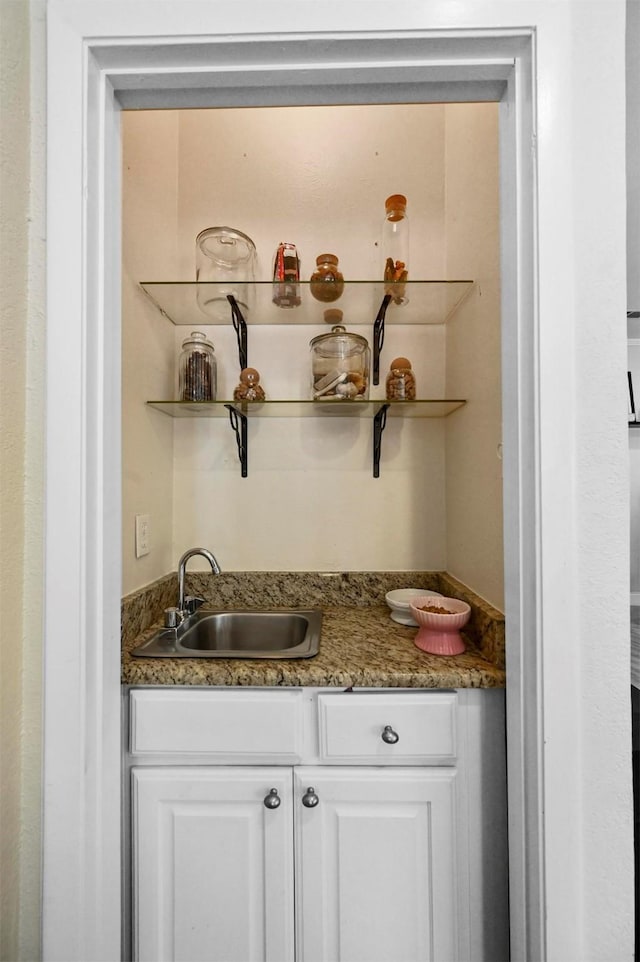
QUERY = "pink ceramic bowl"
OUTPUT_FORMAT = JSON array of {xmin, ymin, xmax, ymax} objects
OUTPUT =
[{"xmin": 409, "ymin": 595, "xmax": 471, "ymax": 656}]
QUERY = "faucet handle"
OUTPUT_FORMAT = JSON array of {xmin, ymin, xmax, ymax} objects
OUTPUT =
[
  {"xmin": 163, "ymin": 607, "xmax": 184, "ymax": 629},
  {"xmin": 184, "ymin": 595, "xmax": 206, "ymax": 615}
]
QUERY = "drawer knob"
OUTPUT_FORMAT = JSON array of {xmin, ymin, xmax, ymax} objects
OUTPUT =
[
  {"xmin": 302, "ymin": 787, "xmax": 319, "ymax": 808},
  {"xmin": 381, "ymin": 725, "xmax": 400, "ymax": 744},
  {"xmin": 263, "ymin": 788, "xmax": 281, "ymax": 810}
]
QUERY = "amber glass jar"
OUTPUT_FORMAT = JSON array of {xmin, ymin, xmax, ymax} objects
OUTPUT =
[
  {"xmin": 310, "ymin": 253, "xmax": 345, "ymax": 303},
  {"xmin": 385, "ymin": 356, "xmax": 416, "ymax": 400}
]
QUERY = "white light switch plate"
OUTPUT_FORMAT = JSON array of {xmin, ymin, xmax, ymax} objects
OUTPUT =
[{"xmin": 135, "ymin": 514, "xmax": 150, "ymax": 558}]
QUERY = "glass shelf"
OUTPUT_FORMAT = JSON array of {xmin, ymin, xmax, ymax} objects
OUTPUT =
[
  {"xmin": 140, "ymin": 279, "xmax": 474, "ymax": 327},
  {"xmin": 142, "ymin": 280, "xmax": 473, "ymax": 476},
  {"xmin": 147, "ymin": 399, "xmax": 466, "ymax": 419},
  {"xmin": 147, "ymin": 398, "xmax": 466, "ymax": 478}
]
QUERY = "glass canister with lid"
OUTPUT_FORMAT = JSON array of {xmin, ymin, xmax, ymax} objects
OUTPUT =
[
  {"xmin": 310, "ymin": 325, "xmax": 370, "ymax": 400},
  {"xmin": 178, "ymin": 331, "xmax": 217, "ymax": 401},
  {"xmin": 195, "ymin": 226, "xmax": 257, "ymax": 321}
]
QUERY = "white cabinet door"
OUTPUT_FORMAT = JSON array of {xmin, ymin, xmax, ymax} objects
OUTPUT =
[
  {"xmin": 294, "ymin": 767, "xmax": 458, "ymax": 962},
  {"xmin": 132, "ymin": 767, "xmax": 294, "ymax": 962}
]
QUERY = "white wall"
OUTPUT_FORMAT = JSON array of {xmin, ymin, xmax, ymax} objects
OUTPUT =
[
  {"xmin": 122, "ymin": 104, "xmax": 503, "ymax": 600},
  {"xmin": 627, "ymin": 0, "xmax": 640, "ymax": 314},
  {"xmin": 42, "ymin": 5, "xmax": 634, "ymax": 960},
  {"xmin": 628, "ymin": 0, "xmax": 640, "ymax": 598},
  {"xmin": 553, "ymin": 7, "xmax": 631, "ymax": 955}
]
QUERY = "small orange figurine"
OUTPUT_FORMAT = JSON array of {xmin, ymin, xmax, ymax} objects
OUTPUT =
[{"xmin": 233, "ymin": 367, "xmax": 266, "ymax": 402}]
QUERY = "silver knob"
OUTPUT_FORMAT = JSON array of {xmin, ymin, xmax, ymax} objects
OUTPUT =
[
  {"xmin": 381, "ymin": 725, "xmax": 399, "ymax": 744},
  {"xmin": 263, "ymin": 788, "xmax": 281, "ymax": 809},
  {"xmin": 302, "ymin": 787, "xmax": 319, "ymax": 808},
  {"xmin": 163, "ymin": 606, "xmax": 183, "ymax": 629}
]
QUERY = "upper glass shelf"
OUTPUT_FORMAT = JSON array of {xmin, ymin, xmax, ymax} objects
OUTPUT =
[
  {"xmin": 139, "ymin": 279, "xmax": 474, "ymax": 327},
  {"xmin": 147, "ymin": 399, "xmax": 466, "ymax": 418}
]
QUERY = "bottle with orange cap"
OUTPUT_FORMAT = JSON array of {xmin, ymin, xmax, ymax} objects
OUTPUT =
[{"xmin": 382, "ymin": 194, "xmax": 409, "ymax": 303}]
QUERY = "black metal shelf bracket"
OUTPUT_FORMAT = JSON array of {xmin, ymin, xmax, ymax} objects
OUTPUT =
[
  {"xmin": 227, "ymin": 294, "xmax": 248, "ymax": 370},
  {"xmin": 373, "ymin": 403, "xmax": 390, "ymax": 478},
  {"xmin": 373, "ymin": 293, "xmax": 392, "ymax": 385},
  {"xmin": 225, "ymin": 404, "xmax": 248, "ymax": 477}
]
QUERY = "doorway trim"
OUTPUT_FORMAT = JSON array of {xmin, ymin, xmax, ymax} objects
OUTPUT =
[{"xmin": 45, "ymin": 5, "xmax": 625, "ymax": 960}]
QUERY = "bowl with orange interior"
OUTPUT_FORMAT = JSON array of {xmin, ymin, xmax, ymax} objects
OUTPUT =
[{"xmin": 409, "ymin": 595, "xmax": 471, "ymax": 656}]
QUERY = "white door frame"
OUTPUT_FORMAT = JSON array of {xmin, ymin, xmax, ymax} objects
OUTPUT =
[{"xmin": 44, "ymin": 3, "xmax": 631, "ymax": 961}]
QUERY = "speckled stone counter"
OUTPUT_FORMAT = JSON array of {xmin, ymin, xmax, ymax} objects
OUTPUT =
[{"xmin": 122, "ymin": 571, "xmax": 505, "ymax": 689}]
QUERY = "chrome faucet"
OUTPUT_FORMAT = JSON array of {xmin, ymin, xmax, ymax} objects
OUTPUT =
[{"xmin": 177, "ymin": 547, "xmax": 221, "ymax": 614}]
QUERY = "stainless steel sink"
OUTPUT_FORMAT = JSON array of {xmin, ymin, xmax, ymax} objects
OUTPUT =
[{"xmin": 131, "ymin": 608, "xmax": 322, "ymax": 659}]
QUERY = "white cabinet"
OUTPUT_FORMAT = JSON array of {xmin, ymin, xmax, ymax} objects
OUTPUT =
[
  {"xmin": 131, "ymin": 765, "xmax": 457, "ymax": 962},
  {"xmin": 126, "ymin": 688, "xmax": 508, "ymax": 962},
  {"xmin": 132, "ymin": 768, "xmax": 295, "ymax": 962},
  {"xmin": 294, "ymin": 767, "xmax": 457, "ymax": 962},
  {"xmin": 316, "ymin": 691, "xmax": 456, "ymax": 763}
]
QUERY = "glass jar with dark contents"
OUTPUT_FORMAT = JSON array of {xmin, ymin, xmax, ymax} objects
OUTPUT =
[{"xmin": 178, "ymin": 331, "xmax": 217, "ymax": 401}]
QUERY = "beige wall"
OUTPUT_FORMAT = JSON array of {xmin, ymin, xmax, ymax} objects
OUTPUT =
[
  {"xmin": 122, "ymin": 104, "xmax": 502, "ymax": 605},
  {"xmin": 444, "ymin": 103, "xmax": 504, "ymax": 609},
  {"xmin": 0, "ymin": 1, "xmax": 45, "ymax": 960},
  {"xmin": 121, "ymin": 110, "xmax": 178, "ymax": 591},
  {"xmin": 173, "ymin": 104, "xmax": 448, "ymax": 577}
]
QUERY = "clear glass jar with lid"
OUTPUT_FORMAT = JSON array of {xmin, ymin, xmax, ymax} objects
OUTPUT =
[
  {"xmin": 310, "ymin": 253, "xmax": 344, "ymax": 302},
  {"xmin": 178, "ymin": 331, "xmax": 217, "ymax": 401},
  {"xmin": 195, "ymin": 226, "xmax": 257, "ymax": 321},
  {"xmin": 310, "ymin": 325, "xmax": 370, "ymax": 400}
]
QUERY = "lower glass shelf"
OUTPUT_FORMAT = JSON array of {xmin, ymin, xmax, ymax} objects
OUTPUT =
[
  {"xmin": 146, "ymin": 398, "xmax": 466, "ymax": 478},
  {"xmin": 147, "ymin": 398, "xmax": 466, "ymax": 418}
]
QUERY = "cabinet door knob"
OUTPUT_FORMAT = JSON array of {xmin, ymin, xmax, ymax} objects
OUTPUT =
[
  {"xmin": 263, "ymin": 788, "xmax": 281, "ymax": 809},
  {"xmin": 381, "ymin": 725, "xmax": 399, "ymax": 744},
  {"xmin": 302, "ymin": 787, "xmax": 319, "ymax": 808}
]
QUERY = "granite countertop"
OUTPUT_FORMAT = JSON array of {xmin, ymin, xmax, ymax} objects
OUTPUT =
[{"xmin": 122, "ymin": 571, "xmax": 506, "ymax": 689}]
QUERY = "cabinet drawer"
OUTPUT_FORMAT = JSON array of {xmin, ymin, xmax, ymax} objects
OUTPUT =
[
  {"xmin": 317, "ymin": 692, "xmax": 456, "ymax": 763},
  {"xmin": 129, "ymin": 689, "xmax": 304, "ymax": 759}
]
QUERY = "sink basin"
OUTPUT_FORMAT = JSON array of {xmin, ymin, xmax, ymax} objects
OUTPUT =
[{"xmin": 132, "ymin": 608, "xmax": 322, "ymax": 659}]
